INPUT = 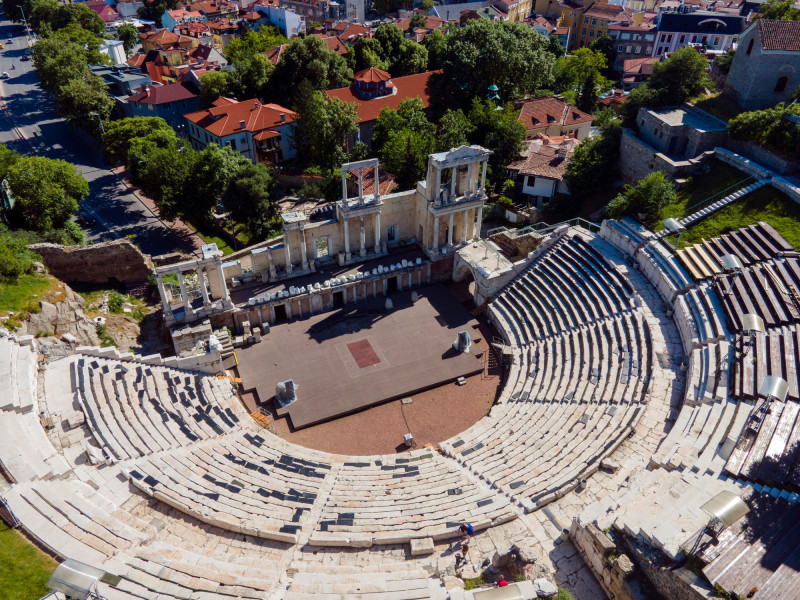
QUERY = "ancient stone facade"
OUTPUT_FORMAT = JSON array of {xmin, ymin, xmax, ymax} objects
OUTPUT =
[{"xmin": 31, "ymin": 240, "xmax": 153, "ymax": 285}]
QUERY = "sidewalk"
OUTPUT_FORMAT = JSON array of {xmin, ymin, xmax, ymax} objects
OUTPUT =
[{"xmin": 112, "ymin": 166, "xmax": 206, "ymax": 256}]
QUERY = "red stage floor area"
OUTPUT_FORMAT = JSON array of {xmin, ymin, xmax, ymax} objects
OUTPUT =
[{"xmin": 235, "ymin": 284, "xmax": 484, "ymax": 429}]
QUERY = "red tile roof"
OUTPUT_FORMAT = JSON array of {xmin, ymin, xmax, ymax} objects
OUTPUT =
[
  {"xmin": 127, "ymin": 81, "xmax": 198, "ymax": 104},
  {"xmin": 127, "ymin": 53, "xmax": 146, "ymax": 67},
  {"xmin": 338, "ymin": 23, "xmax": 371, "ymax": 41},
  {"xmin": 326, "ymin": 71, "xmax": 435, "ymax": 124},
  {"xmin": 757, "ymin": 19, "xmax": 800, "ymax": 52},
  {"xmin": 516, "ymin": 97, "xmax": 595, "ymax": 131},
  {"xmin": 139, "ymin": 29, "xmax": 190, "ymax": 48},
  {"xmin": 354, "ymin": 67, "xmax": 391, "ymax": 83},
  {"xmin": 623, "ymin": 57, "xmax": 658, "ymax": 75},
  {"xmin": 317, "ymin": 35, "xmax": 348, "ymax": 55},
  {"xmin": 208, "ymin": 17, "xmax": 238, "ymax": 31},
  {"xmin": 507, "ymin": 140, "xmax": 577, "ymax": 180},
  {"xmin": 348, "ymin": 165, "xmax": 396, "ymax": 195},
  {"xmin": 185, "ymin": 98, "xmax": 298, "ymax": 137},
  {"xmin": 583, "ymin": 3, "xmax": 626, "ymax": 19},
  {"xmin": 265, "ymin": 44, "xmax": 288, "ymax": 64}
]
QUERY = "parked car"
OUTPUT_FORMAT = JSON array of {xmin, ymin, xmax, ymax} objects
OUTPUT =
[
  {"xmin": 76, "ymin": 211, "xmax": 97, "ymax": 226},
  {"xmin": 20, "ymin": 55, "xmax": 29, "ymax": 61},
  {"xmin": 1, "ymin": 72, "xmax": 9, "ymax": 79},
  {"xmin": 0, "ymin": 43, "xmax": 4, "ymax": 49}
]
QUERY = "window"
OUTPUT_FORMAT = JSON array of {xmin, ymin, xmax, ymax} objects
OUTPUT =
[
  {"xmin": 679, "ymin": 34, "xmax": 685, "ymax": 43},
  {"xmin": 617, "ymin": 45, "xmax": 624, "ymax": 51},
  {"xmin": 691, "ymin": 35, "xmax": 698, "ymax": 43},
  {"xmin": 583, "ymin": 16, "xmax": 589, "ymax": 23},
  {"xmin": 582, "ymin": 28, "xmax": 587, "ymax": 36},
  {"xmin": 589, "ymin": 30, "xmax": 594, "ymax": 37},
  {"xmin": 775, "ymin": 76, "xmax": 788, "ymax": 92},
  {"xmin": 746, "ymin": 38, "xmax": 754, "ymax": 55},
  {"xmin": 599, "ymin": 20, "xmax": 604, "ymax": 27},
  {"xmin": 635, "ymin": 45, "xmax": 641, "ymax": 53},
  {"xmin": 387, "ymin": 225, "xmax": 398, "ymax": 243},
  {"xmin": 229, "ymin": 138, "xmax": 237, "ymax": 150},
  {"xmin": 591, "ymin": 18, "xmax": 596, "ymax": 26},
  {"xmin": 314, "ymin": 237, "xmax": 329, "ymax": 259},
  {"xmin": 626, "ymin": 45, "xmax": 631, "ymax": 53},
  {"xmin": 621, "ymin": 32, "xmax": 630, "ymax": 39}
]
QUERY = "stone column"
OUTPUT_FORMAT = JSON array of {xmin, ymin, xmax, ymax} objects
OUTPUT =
[
  {"xmin": 198, "ymin": 269, "xmax": 211, "ymax": 306},
  {"xmin": 269, "ymin": 305, "xmax": 276, "ymax": 324},
  {"xmin": 156, "ymin": 274, "xmax": 173, "ymax": 316},
  {"xmin": 447, "ymin": 212, "xmax": 454, "ymax": 249},
  {"xmin": 300, "ymin": 227, "xmax": 308, "ymax": 270},
  {"xmin": 267, "ymin": 247, "xmax": 277, "ymax": 279},
  {"xmin": 342, "ymin": 173, "xmax": 348, "ymax": 202},
  {"xmin": 434, "ymin": 165, "xmax": 441, "ymax": 200},
  {"xmin": 358, "ymin": 169, "xmax": 364, "ymax": 200},
  {"xmin": 285, "ymin": 302, "xmax": 292, "ymax": 320},
  {"xmin": 474, "ymin": 206, "xmax": 483, "ymax": 241},
  {"xmin": 467, "ymin": 162, "xmax": 474, "ymax": 196},
  {"xmin": 178, "ymin": 272, "xmax": 193, "ymax": 316},
  {"xmin": 217, "ymin": 259, "xmax": 230, "ymax": 302},
  {"xmin": 462, "ymin": 210, "xmax": 469, "ymax": 244},
  {"xmin": 344, "ymin": 217, "xmax": 351, "ymax": 260},
  {"xmin": 359, "ymin": 216, "xmax": 366, "ymax": 257},
  {"xmin": 450, "ymin": 166, "xmax": 457, "ymax": 199},
  {"xmin": 480, "ymin": 160, "xmax": 488, "ymax": 193},
  {"xmin": 374, "ymin": 212, "xmax": 381, "ymax": 253},
  {"xmin": 432, "ymin": 215, "xmax": 440, "ymax": 252},
  {"xmin": 284, "ymin": 231, "xmax": 293, "ymax": 274}
]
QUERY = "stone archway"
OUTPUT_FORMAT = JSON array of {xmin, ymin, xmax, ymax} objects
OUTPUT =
[{"xmin": 452, "ymin": 259, "xmax": 479, "ymax": 305}]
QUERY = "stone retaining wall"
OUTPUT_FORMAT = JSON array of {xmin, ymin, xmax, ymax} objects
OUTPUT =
[
  {"xmin": 30, "ymin": 240, "xmax": 153, "ymax": 285},
  {"xmin": 570, "ymin": 520, "xmax": 642, "ymax": 600}
]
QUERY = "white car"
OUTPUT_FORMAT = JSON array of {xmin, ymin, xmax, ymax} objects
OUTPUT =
[{"xmin": 1, "ymin": 72, "xmax": 9, "ymax": 80}]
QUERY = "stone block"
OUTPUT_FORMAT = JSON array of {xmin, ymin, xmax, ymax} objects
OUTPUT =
[
  {"xmin": 533, "ymin": 578, "xmax": 558, "ymax": 598},
  {"xmin": 409, "ymin": 537, "xmax": 434, "ymax": 556}
]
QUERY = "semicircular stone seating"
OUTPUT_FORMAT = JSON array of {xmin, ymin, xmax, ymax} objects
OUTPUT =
[{"xmin": 0, "ymin": 218, "xmax": 745, "ymax": 600}]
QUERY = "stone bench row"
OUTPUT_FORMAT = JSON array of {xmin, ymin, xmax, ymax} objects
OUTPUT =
[
  {"xmin": 673, "ymin": 285, "xmax": 728, "ymax": 352},
  {"xmin": 0, "ymin": 337, "xmax": 37, "ymax": 414},
  {"xmin": 286, "ymin": 565, "xmax": 437, "ymax": 600}
]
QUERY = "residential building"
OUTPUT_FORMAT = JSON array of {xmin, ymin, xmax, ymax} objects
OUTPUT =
[
  {"xmin": 279, "ymin": 0, "xmax": 340, "ymax": 24},
  {"xmin": 652, "ymin": 10, "xmax": 745, "ymax": 56},
  {"xmin": 344, "ymin": 0, "xmax": 365, "ymax": 24},
  {"xmin": 162, "ymin": 9, "xmax": 205, "ymax": 31},
  {"xmin": 127, "ymin": 82, "xmax": 200, "ymax": 131},
  {"xmin": 207, "ymin": 18, "xmax": 240, "ymax": 51},
  {"xmin": 86, "ymin": 0, "xmax": 121, "ymax": 24},
  {"xmin": 608, "ymin": 22, "xmax": 657, "ymax": 71},
  {"xmin": 99, "ymin": 39, "xmax": 127, "ymax": 64},
  {"xmin": 91, "ymin": 64, "xmax": 152, "ymax": 96},
  {"xmin": 139, "ymin": 29, "xmax": 196, "ymax": 51},
  {"xmin": 557, "ymin": 0, "xmax": 585, "ymax": 49},
  {"xmin": 330, "ymin": 21, "xmax": 372, "ymax": 43},
  {"xmin": 175, "ymin": 20, "xmax": 214, "ymax": 44},
  {"xmin": 534, "ymin": 0, "xmax": 562, "ymax": 18},
  {"xmin": 507, "ymin": 136, "xmax": 579, "ymax": 206},
  {"xmin": 491, "ymin": 0, "xmax": 533, "ymax": 22},
  {"xmin": 573, "ymin": 3, "xmax": 628, "ymax": 48},
  {"xmin": 326, "ymin": 68, "xmax": 435, "ymax": 149},
  {"xmin": 621, "ymin": 56, "xmax": 659, "ymax": 88},
  {"xmin": 514, "ymin": 96, "xmax": 596, "ymax": 140},
  {"xmin": 528, "ymin": 15, "xmax": 556, "ymax": 34},
  {"xmin": 187, "ymin": 0, "xmax": 239, "ymax": 20},
  {"xmin": 115, "ymin": 0, "xmax": 145, "ymax": 18},
  {"xmin": 429, "ymin": 1, "xmax": 493, "ymax": 20},
  {"xmin": 254, "ymin": 3, "xmax": 306, "ymax": 37},
  {"xmin": 127, "ymin": 45, "xmax": 226, "ymax": 84},
  {"xmin": 724, "ymin": 19, "xmax": 800, "ymax": 110},
  {"xmin": 184, "ymin": 98, "xmax": 298, "ymax": 164}
]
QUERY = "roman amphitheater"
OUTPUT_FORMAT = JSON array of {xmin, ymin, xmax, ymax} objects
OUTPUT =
[{"xmin": 2, "ymin": 147, "xmax": 800, "ymax": 600}]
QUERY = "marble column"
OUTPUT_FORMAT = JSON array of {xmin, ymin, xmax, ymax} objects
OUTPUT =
[
  {"xmin": 434, "ymin": 166, "xmax": 441, "ymax": 200},
  {"xmin": 341, "ymin": 174, "xmax": 348, "ymax": 203},
  {"xmin": 283, "ymin": 231, "xmax": 292, "ymax": 274},
  {"xmin": 198, "ymin": 269, "xmax": 210, "ymax": 306},
  {"xmin": 156, "ymin": 274, "xmax": 173, "ymax": 316},
  {"xmin": 450, "ymin": 166, "xmax": 457, "ymax": 199},
  {"xmin": 344, "ymin": 217, "xmax": 351, "ymax": 260},
  {"xmin": 300, "ymin": 227, "xmax": 308, "ymax": 270},
  {"xmin": 467, "ymin": 162, "xmax": 474, "ymax": 196},
  {"xmin": 475, "ymin": 206, "xmax": 483, "ymax": 241},
  {"xmin": 480, "ymin": 160, "xmax": 488, "ymax": 193},
  {"xmin": 447, "ymin": 212, "xmax": 454, "ymax": 249},
  {"xmin": 359, "ymin": 216, "xmax": 366, "ymax": 258},
  {"xmin": 374, "ymin": 212, "xmax": 381, "ymax": 253},
  {"xmin": 462, "ymin": 210, "xmax": 469, "ymax": 244},
  {"xmin": 432, "ymin": 215, "xmax": 440, "ymax": 252},
  {"xmin": 217, "ymin": 261, "xmax": 230, "ymax": 302},
  {"xmin": 267, "ymin": 247, "xmax": 277, "ymax": 278},
  {"xmin": 358, "ymin": 169, "xmax": 364, "ymax": 200},
  {"xmin": 178, "ymin": 272, "xmax": 193, "ymax": 316}
]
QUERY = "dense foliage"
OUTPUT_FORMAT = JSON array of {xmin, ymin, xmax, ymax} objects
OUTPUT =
[
  {"xmin": 563, "ymin": 120, "xmax": 622, "ymax": 199},
  {"xmin": 607, "ymin": 171, "xmax": 677, "ymax": 224},
  {"xmin": 728, "ymin": 102, "xmax": 800, "ymax": 157},
  {"xmin": 758, "ymin": 0, "xmax": 800, "ymax": 20}
]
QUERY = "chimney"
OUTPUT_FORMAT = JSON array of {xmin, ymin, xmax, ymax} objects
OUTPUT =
[
  {"xmin": 239, "ymin": 119, "xmax": 246, "ymax": 129},
  {"xmin": 145, "ymin": 86, "xmax": 151, "ymax": 96},
  {"xmin": 280, "ymin": 113, "xmax": 285, "ymax": 123}
]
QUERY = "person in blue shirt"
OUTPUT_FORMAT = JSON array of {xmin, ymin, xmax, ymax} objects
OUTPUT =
[{"xmin": 459, "ymin": 523, "xmax": 473, "ymax": 538}]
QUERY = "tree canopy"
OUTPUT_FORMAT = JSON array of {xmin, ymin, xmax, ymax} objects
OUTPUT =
[
  {"xmin": 117, "ymin": 24, "xmax": 139, "ymax": 56},
  {"xmin": 222, "ymin": 163, "xmax": 279, "ymax": 239},
  {"xmin": 466, "ymin": 98, "xmax": 526, "ymax": 179},
  {"xmin": 607, "ymin": 171, "xmax": 677, "ymax": 224},
  {"xmin": 563, "ymin": 120, "xmax": 621, "ymax": 199},
  {"xmin": 224, "ymin": 26, "xmax": 288, "ymax": 64},
  {"xmin": 380, "ymin": 129, "xmax": 435, "ymax": 190},
  {"xmin": 268, "ymin": 36, "xmax": 353, "ymax": 109},
  {"xmin": 372, "ymin": 97, "xmax": 436, "ymax": 153},
  {"xmin": 8, "ymin": 156, "xmax": 89, "ymax": 231},
  {"xmin": 102, "ymin": 117, "xmax": 175, "ymax": 165},
  {"xmin": 296, "ymin": 92, "xmax": 358, "ymax": 171},
  {"xmin": 758, "ymin": 0, "xmax": 800, "ymax": 20},
  {"xmin": 431, "ymin": 20, "xmax": 554, "ymax": 112},
  {"xmin": 198, "ymin": 71, "xmax": 231, "ymax": 109},
  {"xmin": 728, "ymin": 102, "xmax": 800, "ymax": 158}
]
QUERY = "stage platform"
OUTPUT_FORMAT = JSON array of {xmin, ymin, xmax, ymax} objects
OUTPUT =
[{"xmin": 235, "ymin": 284, "xmax": 484, "ymax": 429}]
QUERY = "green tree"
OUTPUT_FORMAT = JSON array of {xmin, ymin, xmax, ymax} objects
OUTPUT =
[
  {"xmin": 379, "ymin": 129, "xmax": 435, "ymax": 190},
  {"xmin": 228, "ymin": 53, "xmax": 274, "ymax": 99},
  {"xmin": 0, "ymin": 144, "xmax": 20, "ymax": 181},
  {"xmin": 136, "ymin": 0, "xmax": 178, "ymax": 26},
  {"xmin": 222, "ymin": 162, "xmax": 278, "ymax": 238},
  {"xmin": 57, "ymin": 73, "xmax": 114, "ymax": 136},
  {"xmin": 127, "ymin": 138, "xmax": 197, "ymax": 221},
  {"xmin": 467, "ymin": 98, "xmax": 526, "ymax": 179},
  {"xmin": 393, "ymin": 40, "xmax": 428, "ymax": 76},
  {"xmin": 298, "ymin": 92, "xmax": 358, "ymax": 170},
  {"xmin": 102, "ymin": 116, "xmax": 174, "ymax": 165},
  {"xmin": 547, "ymin": 34, "xmax": 566, "ymax": 59},
  {"xmin": 224, "ymin": 26, "xmax": 288, "ymax": 64},
  {"xmin": 193, "ymin": 144, "xmax": 252, "ymax": 218},
  {"xmin": 117, "ymin": 24, "xmax": 139, "ymax": 56},
  {"xmin": 563, "ymin": 120, "xmax": 621, "ymax": 198},
  {"xmin": 373, "ymin": 22, "xmax": 405, "ymax": 61},
  {"xmin": 589, "ymin": 33, "xmax": 616, "ymax": 74},
  {"xmin": 408, "ymin": 13, "xmax": 427, "ymax": 33},
  {"xmin": 557, "ymin": 48, "xmax": 607, "ymax": 94},
  {"xmin": 198, "ymin": 70, "xmax": 231, "ymax": 108},
  {"xmin": 728, "ymin": 102, "xmax": 800, "ymax": 157},
  {"xmin": 577, "ymin": 70, "xmax": 598, "ymax": 114},
  {"xmin": 646, "ymin": 46, "xmax": 710, "ymax": 104},
  {"xmin": 372, "ymin": 97, "xmax": 436, "ymax": 153},
  {"xmin": 437, "ymin": 108, "xmax": 474, "ymax": 151},
  {"xmin": 713, "ymin": 49, "xmax": 735, "ymax": 75},
  {"xmin": 351, "ymin": 37, "xmax": 390, "ymax": 72},
  {"xmin": 268, "ymin": 36, "xmax": 353, "ymax": 108},
  {"xmin": 758, "ymin": 0, "xmax": 800, "ymax": 20},
  {"xmin": 607, "ymin": 171, "xmax": 677, "ymax": 224},
  {"xmin": 431, "ymin": 20, "xmax": 554, "ymax": 112},
  {"xmin": 421, "ymin": 28, "xmax": 446, "ymax": 70},
  {"xmin": 8, "ymin": 156, "xmax": 89, "ymax": 231},
  {"xmin": 27, "ymin": 0, "xmax": 58, "ymax": 32},
  {"xmin": 0, "ymin": 231, "xmax": 40, "ymax": 282}
]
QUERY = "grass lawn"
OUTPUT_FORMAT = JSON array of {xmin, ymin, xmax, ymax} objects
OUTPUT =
[
  {"xmin": 674, "ymin": 185, "xmax": 800, "ymax": 249},
  {"xmin": 655, "ymin": 159, "xmax": 755, "ymax": 231},
  {"xmin": 0, "ymin": 275, "xmax": 64, "ymax": 314},
  {"xmin": 0, "ymin": 523, "xmax": 58, "ymax": 600},
  {"xmin": 690, "ymin": 93, "xmax": 742, "ymax": 123},
  {"xmin": 184, "ymin": 220, "xmax": 235, "ymax": 255}
]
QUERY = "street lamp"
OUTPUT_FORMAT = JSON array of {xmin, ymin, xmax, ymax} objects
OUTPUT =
[{"xmin": 89, "ymin": 111, "xmax": 105, "ymax": 135}]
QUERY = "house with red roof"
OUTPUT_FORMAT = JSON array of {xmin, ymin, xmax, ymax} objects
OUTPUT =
[
  {"xmin": 622, "ymin": 57, "xmax": 659, "ymax": 89},
  {"xmin": 127, "ymin": 82, "xmax": 200, "ymax": 131},
  {"xmin": 140, "ymin": 29, "xmax": 196, "ymax": 51},
  {"xmin": 162, "ymin": 9, "xmax": 205, "ymax": 32},
  {"xmin": 724, "ymin": 19, "xmax": 800, "ymax": 110},
  {"xmin": 208, "ymin": 17, "xmax": 240, "ymax": 51},
  {"xmin": 507, "ymin": 136, "xmax": 580, "ymax": 206},
  {"xmin": 184, "ymin": 98, "xmax": 299, "ymax": 164},
  {"xmin": 325, "ymin": 67, "xmax": 435, "ymax": 149},
  {"xmin": 86, "ymin": 0, "xmax": 120, "ymax": 23},
  {"xmin": 514, "ymin": 96, "xmax": 596, "ymax": 140}
]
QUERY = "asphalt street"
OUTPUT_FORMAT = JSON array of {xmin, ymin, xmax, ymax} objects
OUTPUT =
[{"xmin": 0, "ymin": 17, "xmax": 198, "ymax": 256}]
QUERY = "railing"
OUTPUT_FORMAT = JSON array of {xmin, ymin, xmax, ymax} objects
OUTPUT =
[{"xmin": 487, "ymin": 218, "xmax": 600, "ymax": 239}]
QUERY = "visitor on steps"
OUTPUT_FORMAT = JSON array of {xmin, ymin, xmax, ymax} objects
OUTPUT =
[{"xmin": 458, "ymin": 523, "xmax": 473, "ymax": 539}]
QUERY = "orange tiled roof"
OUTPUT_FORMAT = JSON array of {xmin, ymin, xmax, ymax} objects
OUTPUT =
[
  {"xmin": 185, "ymin": 98, "xmax": 298, "ymax": 137},
  {"xmin": 623, "ymin": 57, "xmax": 658, "ymax": 75},
  {"xmin": 353, "ymin": 66, "xmax": 391, "ymax": 83},
  {"xmin": 507, "ymin": 139, "xmax": 578, "ymax": 180},
  {"xmin": 582, "ymin": 2, "xmax": 626, "ymax": 18},
  {"xmin": 516, "ymin": 97, "xmax": 596, "ymax": 130},
  {"xmin": 326, "ymin": 71, "xmax": 435, "ymax": 124},
  {"xmin": 757, "ymin": 19, "xmax": 800, "ymax": 52}
]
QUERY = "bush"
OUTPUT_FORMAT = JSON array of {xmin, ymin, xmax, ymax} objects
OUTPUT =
[
  {"xmin": 0, "ymin": 231, "xmax": 40, "ymax": 282},
  {"xmin": 107, "ymin": 291, "xmax": 125, "ymax": 314},
  {"xmin": 556, "ymin": 587, "xmax": 575, "ymax": 600},
  {"xmin": 607, "ymin": 171, "xmax": 677, "ymax": 225},
  {"xmin": 728, "ymin": 103, "xmax": 800, "ymax": 158},
  {"xmin": 497, "ymin": 195, "xmax": 513, "ymax": 206}
]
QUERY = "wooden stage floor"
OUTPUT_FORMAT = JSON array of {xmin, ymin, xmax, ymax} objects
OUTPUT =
[{"xmin": 235, "ymin": 284, "xmax": 484, "ymax": 429}]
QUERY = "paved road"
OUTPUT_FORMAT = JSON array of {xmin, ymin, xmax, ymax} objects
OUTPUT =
[{"xmin": 0, "ymin": 18, "xmax": 199, "ymax": 256}]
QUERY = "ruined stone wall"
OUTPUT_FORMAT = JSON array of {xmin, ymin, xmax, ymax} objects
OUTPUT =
[
  {"xmin": 570, "ymin": 521, "xmax": 642, "ymax": 600},
  {"xmin": 620, "ymin": 536, "xmax": 709, "ymax": 600},
  {"xmin": 30, "ymin": 240, "xmax": 153, "ymax": 285}
]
